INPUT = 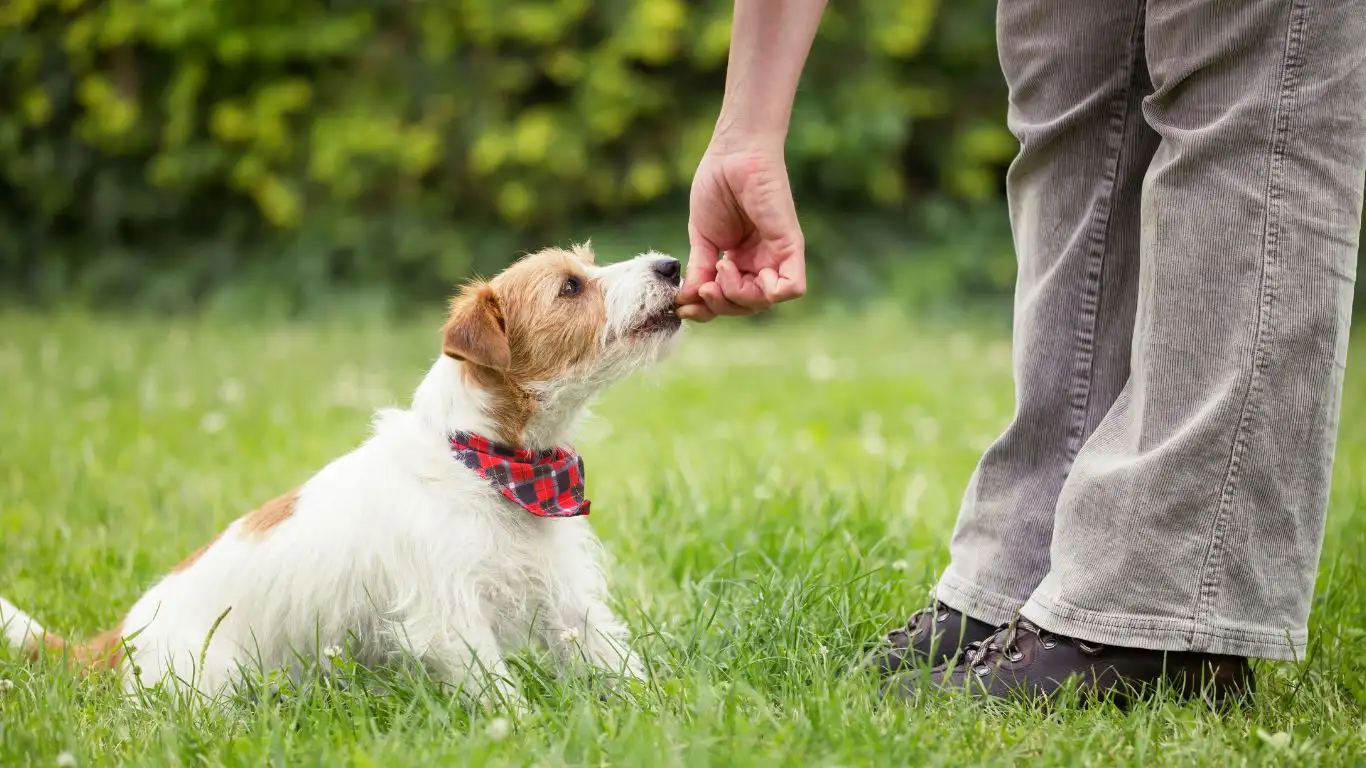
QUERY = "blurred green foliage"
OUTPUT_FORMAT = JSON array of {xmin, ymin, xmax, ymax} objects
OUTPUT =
[
  {"xmin": 0, "ymin": 0, "xmax": 1016, "ymax": 311},
  {"xmin": 0, "ymin": 0, "xmax": 1360, "ymax": 315}
]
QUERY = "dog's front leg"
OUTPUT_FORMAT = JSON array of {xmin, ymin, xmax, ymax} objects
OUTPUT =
[
  {"xmin": 394, "ymin": 616, "xmax": 524, "ymax": 711},
  {"xmin": 550, "ymin": 598, "xmax": 644, "ymax": 681}
]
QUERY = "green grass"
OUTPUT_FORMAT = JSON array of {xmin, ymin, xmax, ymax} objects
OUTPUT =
[{"xmin": 1, "ymin": 307, "xmax": 1363, "ymax": 767}]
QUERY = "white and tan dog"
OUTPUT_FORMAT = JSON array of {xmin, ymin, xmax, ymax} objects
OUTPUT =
[{"xmin": 1, "ymin": 244, "xmax": 683, "ymax": 705}]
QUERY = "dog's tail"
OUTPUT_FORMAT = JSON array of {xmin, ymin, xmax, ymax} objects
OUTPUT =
[
  {"xmin": 1, "ymin": 595, "xmax": 56, "ymax": 659},
  {"xmin": 1, "ymin": 596, "xmax": 122, "ymax": 671}
]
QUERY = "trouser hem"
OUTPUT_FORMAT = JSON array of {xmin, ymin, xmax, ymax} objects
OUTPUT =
[
  {"xmin": 934, "ymin": 570, "xmax": 1027, "ymax": 628},
  {"xmin": 1022, "ymin": 591, "xmax": 1305, "ymax": 662}
]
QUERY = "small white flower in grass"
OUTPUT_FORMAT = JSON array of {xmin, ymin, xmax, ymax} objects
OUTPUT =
[
  {"xmin": 56, "ymin": 752, "xmax": 77, "ymax": 768},
  {"xmin": 887, "ymin": 449, "xmax": 907, "ymax": 471},
  {"xmin": 486, "ymin": 717, "xmax": 511, "ymax": 741},
  {"xmin": 0, "ymin": 678, "xmax": 13, "ymax": 692},
  {"xmin": 560, "ymin": 627, "xmax": 580, "ymax": 645},
  {"xmin": 806, "ymin": 352, "xmax": 837, "ymax": 382},
  {"xmin": 859, "ymin": 412, "xmax": 887, "ymax": 456},
  {"xmin": 173, "ymin": 389, "xmax": 196, "ymax": 410},
  {"xmin": 322, "ymin": 645, "xmax": 342, "ymax": 661},
  {"xmin": 890, "ymin": 559, "xmax": 910, "ymax": 573},
  {"xmin": 1256, "ymin": 730, "xmax": 1292, "ymax": 751},
  {"xmin": 200, "ymin": 411, "xmax": 227, "ymax": 434},
  {"xmin": 218, "ymin": 379, "xmax": 245, "ymax": 404}
]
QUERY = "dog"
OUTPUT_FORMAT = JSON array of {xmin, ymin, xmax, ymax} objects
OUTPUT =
[{"xmin": 0, "ymin": 243, "xmax": 683, "ymax": 706}]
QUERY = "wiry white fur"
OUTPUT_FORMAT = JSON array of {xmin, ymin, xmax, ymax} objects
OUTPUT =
[
  {"xmin": 599, "ymin": 250, "xmax": 680, "ymax": 342},
  {"xmin": 521, "ymin": 251, "xmax": 682, "ymax": 447},
  {"xmin": 1, "ymin": 251, "xmax": 683, "ymax": 707},
  {"xmin": 0, "ymin": 596, "xmax": 45, "ymax": 651}
]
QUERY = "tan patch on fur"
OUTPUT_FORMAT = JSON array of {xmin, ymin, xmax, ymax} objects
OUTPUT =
[
  {"xmin": 240, "ymin": 489, "xmax": 299, "ymax": 535},
  {"xmin": 76, "ymin": 623, "xmax": 125, "ymax": 672},
  {"xmin": 172, "ymin": 530, "xmax": 224, "ymax": 573},
  {"xmin": 24, "ymin": 632, "xmax": 66, "ymax": 662},
  {"xmin": 24, "ymin": 621, "xmax": 125, "ymax": 674},
  {"xmin": 442, "ymin": 245, "xmax": 608, "ymax": 443}
]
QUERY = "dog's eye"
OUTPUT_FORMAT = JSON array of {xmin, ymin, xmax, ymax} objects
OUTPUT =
[{"xmin": 559, "ymin": 276, "xmax": 582, "ymax": 297}]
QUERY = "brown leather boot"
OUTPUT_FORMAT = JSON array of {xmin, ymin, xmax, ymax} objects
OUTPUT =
[
  {"xmin": 871, "ymin": 601, "xmax": 998, "ymax": 673},
  {"xmin": 886, "ymin": 618, "xmax": 1255, "ymax": 708}
]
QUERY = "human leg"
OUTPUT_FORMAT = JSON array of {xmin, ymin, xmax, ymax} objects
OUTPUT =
[{"xmin": 881, "ymin": 0, "xmax": 1161, "ymax": 670}]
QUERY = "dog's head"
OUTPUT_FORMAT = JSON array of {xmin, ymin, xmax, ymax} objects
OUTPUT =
[{"xmin": 440, "ymin": 243, "xmax": 682, "ymax": 444}]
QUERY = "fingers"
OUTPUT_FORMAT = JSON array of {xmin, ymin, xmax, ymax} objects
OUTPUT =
[
  {"xmin": 679, "ymin": 230, "xmax": 720, "ymax": 306},
  {"xmin": 677, "ymin": 229, "xmax": 723, "ymax": 323},
  {"xmin": 678, "ymin": 240, "xmax": 762, "ymax": 322},
  {"xmin": 677, "ymin": 229, "xmax": 741, "ymax": 323},
  {"xmin": 699, "ymin": 278, "xmax": 758, "ymax": 318},
  {"xmin": 677, "ymin": 282, "xmax": 759, "ymax": 322},
  {"xmin": 714, "ymin": 259, "xmax": 772, "ymax": 312},
  {"xmin": 676, "ymin": 303, "xmax": 717, "ymax": 322},
  {"xmin": 755, "ymin": 267, "xmax": 782, "ymax": 301},
  {"xmin": 677, "ymin": 254, "xmax": 802, "ymax": 322},
  {"xmin": 757, "ymin": 244, "xmax": 807, "ymax": 303}
]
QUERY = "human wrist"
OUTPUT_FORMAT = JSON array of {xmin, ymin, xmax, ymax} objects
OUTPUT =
[
  {"xmin": 712, "ymin": 87, "xmax": 794, "ymax": 149},
  {"xmin": 707, "ymin": 121, "xmax": 789, "ymax": 156}
]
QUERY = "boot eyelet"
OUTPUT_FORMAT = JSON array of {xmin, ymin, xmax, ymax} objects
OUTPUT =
[
  {"xmin": 936, "ymin": 613, "xmax": 949, "ymax": 623},
  {"xmin": 1008, "ymin": 651, "xmax": 1024, "ymax": 662},
  {"xmin": 1042, "ymin": 639, "xmax": 1058, "ymax": 650},
  {"xmin": 973, "ymin": 664, "xmax": 991, "ymax": 677}
]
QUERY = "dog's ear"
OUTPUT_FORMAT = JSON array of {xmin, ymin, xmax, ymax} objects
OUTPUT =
[
  {"xmin": 442, "ymin": 282, "xmax": 511, "ymax": 371},
  {"xmin": 572, "ymin": 240, "xmax": 595, "ymax": 265}
]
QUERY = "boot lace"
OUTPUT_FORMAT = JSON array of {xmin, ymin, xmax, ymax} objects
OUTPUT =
[{"xmin": 964, "ymin": 618, "xmax": 1061, "ymax": 674}]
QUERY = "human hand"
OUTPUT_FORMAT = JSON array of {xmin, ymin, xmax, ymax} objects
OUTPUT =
[{"xmin": 676, "ymin": 140, "xmax": 807, "ymax": 322}]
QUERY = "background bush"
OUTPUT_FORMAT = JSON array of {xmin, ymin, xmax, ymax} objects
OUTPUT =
[
  {"xmin": 0, "ymin": 0, "xmax": 1014, "ymax": 311},
  {"xmin": 0, "ymin": 0, "xmax": 1360, "ymax": 315}
]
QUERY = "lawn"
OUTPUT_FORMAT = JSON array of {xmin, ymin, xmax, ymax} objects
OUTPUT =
[{"xmin": 1, "ymin": 307, "xmax": 1363, "ymax": 766}]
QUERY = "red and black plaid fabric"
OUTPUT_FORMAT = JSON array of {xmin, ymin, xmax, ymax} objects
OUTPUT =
[{"xmin": 448, "ymin": 431, "xmax": 590, "ymax": 518}]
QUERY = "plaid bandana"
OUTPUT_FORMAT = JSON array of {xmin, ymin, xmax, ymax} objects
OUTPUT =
[{"xmin": 448, "ymin": 431, "xmax": 590, "ymax": 518}]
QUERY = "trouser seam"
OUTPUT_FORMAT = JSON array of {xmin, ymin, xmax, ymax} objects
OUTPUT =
[
  {"xmin": 1063, "ymin": 0, "xmax": 1148, "ymax": 463},
  {"xmin": 1192, "ymin": 0, "xmax": 1307, "ymax": 642}
]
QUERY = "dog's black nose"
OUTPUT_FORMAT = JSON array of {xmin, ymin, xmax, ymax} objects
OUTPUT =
[{"xmin": 652, "ymin": 257, "xmax": 681, "ymax": 286}]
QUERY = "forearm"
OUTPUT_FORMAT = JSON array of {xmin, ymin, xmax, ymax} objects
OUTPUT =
[{"xmin": 713, "ymin": 0, "xmax": 827, "ymax": 147}]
